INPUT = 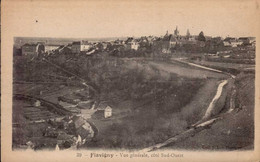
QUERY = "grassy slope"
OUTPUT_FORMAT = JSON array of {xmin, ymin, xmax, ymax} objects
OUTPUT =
[
  {"xmin": 86, "ymin": 70, "xmax": 204, "ymax": 149},
  {"xmin": 167, "ymin": 74, "xmax": 254, "ymax": 150},
  {"xmin": 147, "ymin": 61, "xmax": 232, "ymax": 125},
  {"xmin": 85, "ymin": 60, "xmax": 227, "ymax": 149}
]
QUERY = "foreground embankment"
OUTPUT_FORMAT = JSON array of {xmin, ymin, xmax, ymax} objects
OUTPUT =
[
  {"xmin": 167, "ymin": 73, "xmax": 254, "ymax": 150},
  {"xmin": 141, "ymin": 59, "xmax": 253, "ymax": 151}
]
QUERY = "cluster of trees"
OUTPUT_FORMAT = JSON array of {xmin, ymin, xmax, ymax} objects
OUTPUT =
[
  {"xmin": 14, "ymin": 50, "xmax": 207, "ymax": 149},
  {"xmin": 65, "ymin": 57, "xmax": 204, "ymax": 149}
]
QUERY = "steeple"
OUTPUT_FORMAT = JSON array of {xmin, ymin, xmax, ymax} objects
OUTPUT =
[
  {"xmin": 174, "ymin": 26, "xmax": 179, "ymax": 36},
  {"xmin": 186, "ymin": 29, "xmax": 190, "ymax": 38},
  {"xmin": 165, "ymin": 30, "xmax": 169, "ymax": 36}
]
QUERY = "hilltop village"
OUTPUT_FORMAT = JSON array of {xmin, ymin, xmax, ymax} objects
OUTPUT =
[
  {"xmin": 12, "ymin": 27, "xmax": 255, "ymax": 151},
  {"xmin": 14, "ymin": 27, "xmax": 255, "ymax": 61}
]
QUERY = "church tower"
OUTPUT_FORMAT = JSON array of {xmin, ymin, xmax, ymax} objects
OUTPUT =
[
  {"xmin": 174, "ymin": 26, "xmax": 179, "ymax": 36},
  {"xmin": 186, "ymin": 29, "xmax": 191, "ymax": 38},
  {"xmin": 165, "ymin": 30, "xmax": 169, "ymax": 36}
]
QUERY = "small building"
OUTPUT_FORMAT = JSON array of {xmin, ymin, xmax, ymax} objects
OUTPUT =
[
  {"xmin": 71, "ymin": 41, "xmax": 92, "ymax": 53},
  {"xmin": 238, "ymin": 37, "xmax": 256, "ymax": 46},
  {"xmin": 125, "ymin": 37, "xmax": 140, "ymax": 50},
  {"xmin": 223, "ymin": 37, "xmax": 243, "ymax": 47},
  {"xmin": 34, "ymin": 100, "xmax": 41, "ymax": 107},
  {"xmin": 161, "ymin": 33, "xmax": 178, "ymax": 53},
  {"xmin": 104, "ymin": 106, "xmax": 112, "ymax": 118},
  {"xmin": 21, "ymin": 43, "xmax": 45, "ymax": 56},
  {"xmin": 92, "ymin": 104, "xmax": 113, "ymax": 119},
  {"xmin": 130, "ymin": 41, "xmax": 140, "ymax": 50}
]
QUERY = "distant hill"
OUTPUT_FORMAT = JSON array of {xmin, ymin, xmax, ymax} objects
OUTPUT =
[{"xmin": 14, "ymin": 37, "xmax": 128, "ymax": 48}]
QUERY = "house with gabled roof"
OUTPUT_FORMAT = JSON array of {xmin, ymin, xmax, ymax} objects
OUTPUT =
[
  {"xmin": 92, "ymin": 102, "xmax": 113, "ymax": 119},
  {"xmin": 21, "ymin": 43, "xmax": 45, "ymax": 56},
  {"xmin": 71, "ymin": 41, "xmax": 93, "ymax": 53},
  {"xmin": 223, "ymin": 37, "xmax": 243, "ymax": 47},
  {"xmin": 125, "ymin": 37, "xmax": 140, "ymax": 50}
]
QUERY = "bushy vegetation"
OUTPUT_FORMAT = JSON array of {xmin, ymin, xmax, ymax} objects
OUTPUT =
[
  {"xmin": 90, "ymin": 112, "xmax": 190, "ymax": 149},
  {"xmin": 14, "ymin": 53, "xmax": 206, "ymax": 149},
  {"xmin": 57, "ymin": 56, "xmax": 204, "ymax": 149}
]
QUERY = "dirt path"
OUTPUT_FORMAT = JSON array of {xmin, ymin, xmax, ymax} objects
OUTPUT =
[
  {"xmin": 171, "ymin": 58, "xmax": 236, "ymax": 78},
  {"xmin": 141, "ymin": 60, "xmax": 234, "ymax": 152},
  {"xmin": 141, "ymin": 117, "xmax": 221, "ymax": 152},
  {"xmin": 149, "ymin": 61, "xmax": 228, "ymax": 79},
  {"xmin": 180, "ymin": 79, "xmax": 219, "ymax": 124},
  {"xmin": 201, "ymin": 80, "xmax": 228, "ymax": 120},
  {"xmin": 167, "ymin": 75, "xmax": 254, "ymax": 150},
  {"xmin": 141, "ymin": 79, "xmax": 228, "ymax": 152}
]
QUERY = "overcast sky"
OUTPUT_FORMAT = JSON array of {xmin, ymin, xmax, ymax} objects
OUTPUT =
[{"xmin": 4, "ymin": 0, "xmax": 259, "ymax": 38}]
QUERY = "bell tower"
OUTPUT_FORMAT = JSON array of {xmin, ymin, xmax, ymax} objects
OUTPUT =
[
  {"xmin": 186, "ymin": 29, "xmax": 190, "ymax": 38},
  {"xmin": 174, "ymin": 26, "xmax": 179, "ymax": 36}
]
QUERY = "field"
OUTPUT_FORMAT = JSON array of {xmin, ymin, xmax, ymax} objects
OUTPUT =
[
  {"xmin": 148, "ymin": 61, "xmax": 227, "ymax": 79},
  {"xmin": 192, "ymin": 60, "xmax": 255, "ymax": 70},
  {"xmin": 13, "ymin": 53, "xmax": 253, "ymax": 150},
  {"xmin": 190, "ymin": 60, "xmax": 255, "ymax": 75},
  {"xmin": 12, "ymin": 99, "xmax": 58, "ymax": 149}
]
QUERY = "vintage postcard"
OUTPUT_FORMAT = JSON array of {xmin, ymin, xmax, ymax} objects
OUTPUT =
[{"xmin": 1, "ymin": 0, "xmax": 260, "ymax": 161}]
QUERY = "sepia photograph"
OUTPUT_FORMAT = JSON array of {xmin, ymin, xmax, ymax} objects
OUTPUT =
[
  {"xmin": 12, "ymin": 32, "xmax": 256, "ymax": 151},
  {"xmin": 2, "ymin": 0, "xmax": 260, "ymax": 161}
]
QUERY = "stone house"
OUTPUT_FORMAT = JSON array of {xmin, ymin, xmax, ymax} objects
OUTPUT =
[
  {"xmin": 71, "ymin": 41, "xmax": 92, "ymax": 53},
  {"xmin": 21, "ymin": 43, "xmax": 45, "ymax": 56}
]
